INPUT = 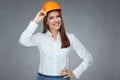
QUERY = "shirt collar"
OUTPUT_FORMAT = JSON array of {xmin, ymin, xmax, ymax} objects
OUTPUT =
[{"xmin": 46, "ymin": 30, "xmax": 60, "ymax": 40}]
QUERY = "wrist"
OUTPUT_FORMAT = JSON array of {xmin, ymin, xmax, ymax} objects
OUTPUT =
[{"xmin": 33, "ymin": 19, "xmax": 39, "ymax": 24}]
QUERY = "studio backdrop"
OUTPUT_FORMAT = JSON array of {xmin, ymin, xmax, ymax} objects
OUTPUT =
[{"xmin": 0, "ymin": 0, "xmax": 119, "ymax": 80}]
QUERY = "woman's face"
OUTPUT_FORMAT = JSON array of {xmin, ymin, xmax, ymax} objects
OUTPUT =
[{"xmin": 47, "ymin": 10, "xmax": 61, "ymax": 32}]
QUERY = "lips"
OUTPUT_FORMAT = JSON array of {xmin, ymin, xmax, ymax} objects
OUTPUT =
[{"xmin": 53, "ymin": 22, "xmax": 60, "ymax": 26}]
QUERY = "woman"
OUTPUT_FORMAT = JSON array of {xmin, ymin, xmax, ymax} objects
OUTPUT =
[{"xmin": 19, "ymin": 1, "xmax": 93, "ymax": 80}]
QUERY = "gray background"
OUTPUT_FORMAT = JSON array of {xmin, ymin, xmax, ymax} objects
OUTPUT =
[{"xmin": 0, "ymin": 0, "xmax": 119, "ymax": 80}]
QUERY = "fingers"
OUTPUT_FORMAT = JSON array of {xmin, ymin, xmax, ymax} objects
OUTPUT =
[
  {"xmin": 60, "ymin": 69, "xmax": 68, "ymax": 75},
  {"xmin": 63, "ymin": 75, "xmax": 69, "ymax": 78},
  {"xmin": 36, "ymin": 9, "xmax": 46, "ymax": 18},
  {"xmin": 39, "ymin": 9, "xmax": 46, "ymax": 16},
  {"xmin": 33, "ymin": 10, "xmax": 47, "ymax": 24},
  {"xmin": 41, "ymin": 9, "xmax": 46, "ymax": 14},
  {"xmin": 60, "ymin": 69, "xmax": 75, "ymax": 78}
]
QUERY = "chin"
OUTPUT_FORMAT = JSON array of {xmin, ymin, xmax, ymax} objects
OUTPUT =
[
  {"xmin": 55, "ymin": 27, "xmax": 61, "ymax": 30},
  {"xmin": 53, "ymin": 26, "xmax": 60, "ymax": 29}
]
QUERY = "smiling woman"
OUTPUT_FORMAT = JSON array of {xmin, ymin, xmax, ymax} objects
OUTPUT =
[
  {"xmin": 19, "ymin": 1, "xmax": 93, "ymax": 80},
  {"xmin": 46, "ymin": 11, "xmax": 61, "ymax": 33},
  {"xmin": 42, "ymin": 10, "xmax": 70, "ymax": 48}
]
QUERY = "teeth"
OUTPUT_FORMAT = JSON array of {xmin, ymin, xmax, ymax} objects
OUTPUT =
[{"xmin": 54, "ymin": 23, "xmax": 59, "ymax": 26}]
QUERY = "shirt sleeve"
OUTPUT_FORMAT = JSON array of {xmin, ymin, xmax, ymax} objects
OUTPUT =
[
  {"xmin": 19, "ymin": 21, "xmax": 39, "ymax": 47},
  {"xmin": 71, "ymin": 34, "xmax": 93, "ymax": 79}
]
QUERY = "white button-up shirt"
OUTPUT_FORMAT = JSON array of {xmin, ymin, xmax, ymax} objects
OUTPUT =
[{"xmin": 19, "ymin": 21, "xmax": 93, "ymax": 79}]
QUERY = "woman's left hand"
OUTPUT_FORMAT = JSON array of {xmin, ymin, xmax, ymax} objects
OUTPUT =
[{"xmin": 60, "ymin": 68, "xmax": 76, "ymax": 78}]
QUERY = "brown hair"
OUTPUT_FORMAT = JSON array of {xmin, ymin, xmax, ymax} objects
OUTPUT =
[{"xmin": 42, "ymin": 10, "xmax": 70, "ymax": 48}]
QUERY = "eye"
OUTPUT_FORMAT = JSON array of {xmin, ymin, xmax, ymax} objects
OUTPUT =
[
  {"xmin": 49, "ymin": 16, "xmax": 54, "ymax": 19},
  {"xmin": 56, "ymin": 15, "xmax": 61, "ymax": 18}
]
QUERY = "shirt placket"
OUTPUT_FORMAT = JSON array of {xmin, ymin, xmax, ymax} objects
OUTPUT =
[{"xmin": 53, "ymin": 41, "xmax": 58, "ymax": 74}]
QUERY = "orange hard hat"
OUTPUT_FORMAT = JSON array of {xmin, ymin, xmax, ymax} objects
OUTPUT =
[{"xmin": 41, "ymin": 1, "xmax": 62, "ymax": 12}]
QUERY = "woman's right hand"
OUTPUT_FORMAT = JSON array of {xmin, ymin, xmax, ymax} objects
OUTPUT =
[{"xmin": 33, "ymin": 9, "xmax": 46, "ymax": 24}]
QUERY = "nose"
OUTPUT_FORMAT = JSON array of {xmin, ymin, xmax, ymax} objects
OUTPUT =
[
  {"xmin": 54, "ymin": 18, "xmax": 57, "ymax": 22},
  {"xmin": 54, "ymin": 17, "xmax": 59, "ymax": 22}
]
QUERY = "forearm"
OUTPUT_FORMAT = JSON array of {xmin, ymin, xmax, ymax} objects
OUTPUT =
[{"xmin": 73, "ymin": 55, "xmax": 93, "ymax": 79}]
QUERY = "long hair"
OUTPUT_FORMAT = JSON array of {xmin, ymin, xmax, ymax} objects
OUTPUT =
[{"xmin": 42, "ymin": 10, "xmax": 70, "ymax": 48}]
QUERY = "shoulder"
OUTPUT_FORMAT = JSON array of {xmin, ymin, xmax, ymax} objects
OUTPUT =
[
  {"xmin": 66, "ymin": 32, "xmax": 80, "ymax": 43},
  {"xmin": 66, "ymin": 32, "xmax": 76, "ymax": 43},
  {"xmin": 32, "ymin": 32, "xmax": 46, "ymax": 43},
  {"xmin": 66, "ymin": 32, "xmax": 76, "ymax": 39},
  {"xmin": 33, "ymin": 32, "xmax": 45, "ymax": 38}
]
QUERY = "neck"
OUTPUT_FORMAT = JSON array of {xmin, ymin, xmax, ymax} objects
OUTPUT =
[{"xmin": 50, "ymin": 30, "xmax": 59, "ymax": 40}]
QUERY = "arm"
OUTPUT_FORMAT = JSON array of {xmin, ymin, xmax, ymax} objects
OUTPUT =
[
  {"xmin": 71, "ymin": 34, "xmax": 93, "ymax": 79},
  {"xmin": 19, "ymin": 10, "xmax": 46, "ymax": 47},
  {"xmin": 19, "ymin": 21, "xmax": 38, "ymax": 47}
]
